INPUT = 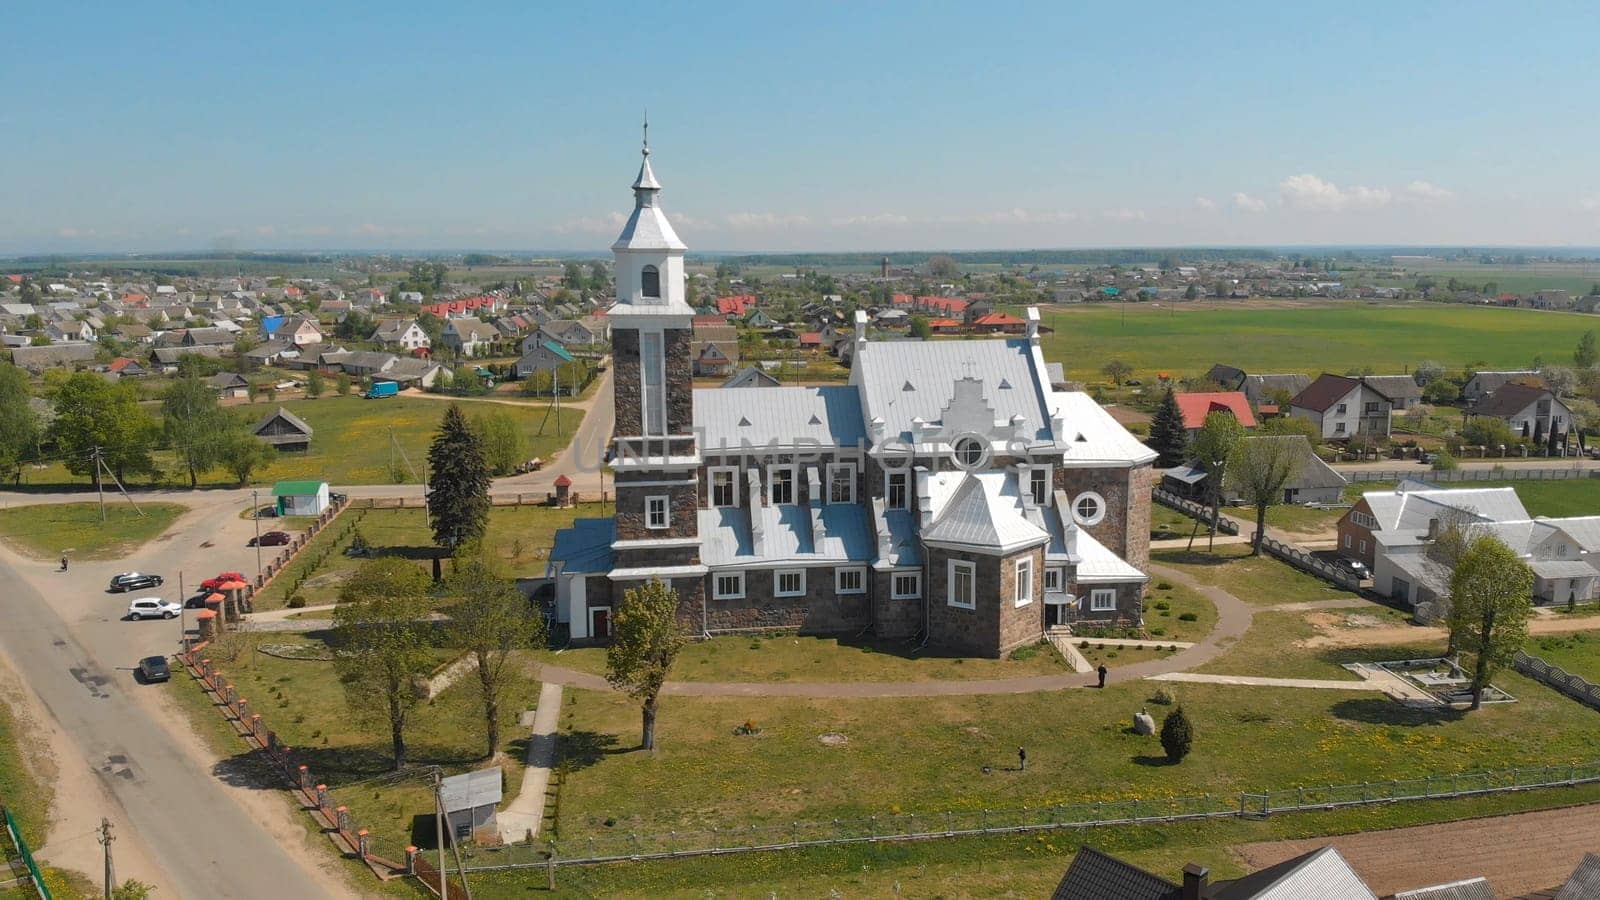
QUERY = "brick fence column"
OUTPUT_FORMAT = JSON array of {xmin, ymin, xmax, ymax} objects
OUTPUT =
[
  {"xmin": 249, "ymin": 713, "xmax": 263, "ymax": 743},
  {"xmin": 336, "ymin": 806, "xmax": 352, "ymax": 834},
  {"xmin": 356, "ymin": 829, "xmax": 370, "ymax": 858},
  {"xmin": 235, "ymin": 699, "xmax": 249, "ymax": 723},
  {"xmin": 298, "ymin": 765, "xmax": 311, "ymax": 792},
  {"xmin": 316, "ymin": 785, "xmax": 330, "ymax": 814},
  {"xmin": 405, "ymin": 846, "xmax": 419, "ymax": 874}
]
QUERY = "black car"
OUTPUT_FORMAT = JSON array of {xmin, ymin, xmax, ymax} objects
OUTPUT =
[
  {"xmin": 138, "ymin": 655, "xmax": 171, "ymax": 683},
  {"xmin": 109, "ymin": 572, "xmax": 163, "ymax": 593}
]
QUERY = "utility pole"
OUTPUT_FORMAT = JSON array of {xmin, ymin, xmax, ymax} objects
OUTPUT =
[
  {"xmin": 98, "ymin": 817, "xmax": 114, "ymax": 898},
  {"xmin": 179, "ymin": 571, "xmax": 187, "ymax": 651},
  {"xmin": 432, "ymin": 769, "xmax": 449, "ymax": 900},
  {"xmin": 251, "ymin": 489, "xmax": 262, "ymax": 582},
  {"xmin": 93, "ymin": 445, "xmax": 106, "ymax": 523}
]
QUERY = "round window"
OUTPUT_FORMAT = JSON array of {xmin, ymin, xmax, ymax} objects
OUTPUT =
[
  {"xmin": 953, "ymin": 436, "xmax": 987, "ymax": 470},
  {"xmin": 1073, "ymin": 491, "xmax": 1106, "ymax": 526}
]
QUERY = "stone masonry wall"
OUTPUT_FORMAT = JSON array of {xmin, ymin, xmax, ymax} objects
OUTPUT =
[
  {"xmin": 873, "ymin": 570, "xmax": 922, "ymax": 639},
  {"xmin": 612, "ymin": 328, "xmax": 641, "ymax": 437},
  {"xmin": 1056, "ymin": 464, "xmax": 1147, "ymax": 569},
  {"xmin": 703, "ymin": 564, "xmax": 874, "ymax": 634},
  {"xmin": 614, "ymin": 476, "xmax": 699, "ymax": 542},
  {"xmin": 924, "ymin": 547, "xmax": 1044, "ymax": 659},
  {"xmin": 610, "ymin": 326, "xmax": 694, "ymax": 439}
]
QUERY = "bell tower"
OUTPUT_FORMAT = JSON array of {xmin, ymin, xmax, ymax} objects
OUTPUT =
[{"xmin": 607, "ymin": 123, "xmax": 704, "ymax": 599}]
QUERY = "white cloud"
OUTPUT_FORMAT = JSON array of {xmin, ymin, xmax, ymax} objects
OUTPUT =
[
  {"xmin": 833, "ymin": 213, "xmax": 912, "ymax": 227},
  {"xmin": 1232, "ymin": 192, "xmax": 1268, "ymax": 213},
  {"xmin": 1279, "ymin": 173, "xmax": 1391, "ymax": 211},
  {"xmin": 56, "ymin": 226, "xmax": 91, "ymax": 238},
  {"xmin": 1194, "ymin": 196, "xmax": 1216, "ymax": 210},
  {"xmin": 1403, "ymin": 180, "xmax": 1454, "ymax": 202},
  {"xmin": 724, "ymin": 212, "xmax": 812, "ymax": 229},
  {"xmin": 255, "ymin": 224, "xmax": 277, "ymax": 237},
  {"xmin": 554, "ymin": 211, "xmax": 627, "ymax": 234},
  {"xmin": 1101, "ymin": 208, "xmax": 1146, "ymax": 222},
  {"xmin": 1579, "ymin": 196, "xmax": 1600, "ymax": 212}
]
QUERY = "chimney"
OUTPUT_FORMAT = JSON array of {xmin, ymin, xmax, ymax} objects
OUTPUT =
[
  {"xmin": 1426, "ymin": 517, "xmax": 1440, "ymax": 540},
  {"xmin": 1181, "ymin": 863, "xmax": 1209, "ymax": 900},
  {"xmin": 1025, "ymin": 306, "xmax": 1040, "ymax": 345},
  {"xmin": 853, "ymin": 309, "xmax": 868, "ymax": 356}
]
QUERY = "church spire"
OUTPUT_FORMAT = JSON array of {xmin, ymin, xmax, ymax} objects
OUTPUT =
[{"xmin": 632, "ymin": 114, "xmax": 661, "ymax": 200}]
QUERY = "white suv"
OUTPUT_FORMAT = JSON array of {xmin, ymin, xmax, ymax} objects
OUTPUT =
[{"xmin": 126, "ymin": 598, "xmax": 180, "ymax": 620}]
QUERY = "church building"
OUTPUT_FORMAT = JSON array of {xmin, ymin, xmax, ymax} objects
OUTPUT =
[{"xmin": 547, "ymin": 137, "xmax": 1156, "ymax": 658}]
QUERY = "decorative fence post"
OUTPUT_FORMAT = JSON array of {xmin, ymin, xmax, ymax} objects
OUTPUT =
[
  {"xmin": 356, "ymin": 829, "xmax": 370, "ymax": 858},
  {"xmin": 405, "ymin": 846, "xmax": 418, "ymax": 875},
  {"xmin": 336, "ymin": 805, "xmax": 351, "ymax": 835}
]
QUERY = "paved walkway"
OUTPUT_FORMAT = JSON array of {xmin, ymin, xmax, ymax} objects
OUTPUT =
[
  {"xmin": 497, "ymin": 682, "xmax": 563, "ymax": 843},
  {"xmin": 1235, "ymin": 802, "xmax": 1600, "ymax": 897},
  {"xmin": 532, "ymin": 563, "xmax": 1256, "ymax": 698}
]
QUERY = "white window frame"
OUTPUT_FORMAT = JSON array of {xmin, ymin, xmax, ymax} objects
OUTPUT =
[
  {"xmin": 767, "ymin": 464, "xmax": 797, "ymax": 505},
  {"xmin": 891, "ymin": 571, "xmax": 921, "ymax": 600},
  {"xmin": 1359, "ymin": 539, "xmax": 1367, "ymax": 554},
  {"xmin": 834, "ymin": 566, "xmax": 866, "ymax": 595},
  {"xmin": 1025, "ymin": 465, "xmax": 1051, "ymax": 508},
  {"xmin": 645, "ymin": 495, "xmax": 670, "ymax": 530},
  {"xmin": 886, "ymin": 470, "xmax": 908, "ymax": 510},
  {"xmin": 1089, "ymin": 588, "xmax": 1117, "ymax": 612},
  {"xmin": 774, "ymin": 569, "xmax": 806, "ymax": 598},
  {"xmin": 1014, "ymin": 558, "xmax": 1033, "ymax": 607},
  {"xmin": 953, "ymin": 438, "xmax": 985, "ymax": 468},
  {"xmin": 1334, "ymin": 421, "xmax": 1347, "ymax": 435},
  {"xmin": 826, "ymin": 463, "xmax": 857, "ymax": 505},
  {"xmin": 640, "ymin": 329, "xmax": 666, "ymax": 436},
  {"xmin": 947, "ymin": 559, "xmax": 976, "ymax": 609},
  {"xmin": 1344, "ymin": 534, "xmax": 1352, "ymax": 549},
  {"xmin": 708, "ymin": 466, "xmax": 739, "ymax": 508},
  {"xmin": 712, "ymin": 571, "xmax": 745, "ymax": 600},
  {"xmin": 1072, "ymin": 491, "xmax": 1106, "ymax": 527},
  {"xmin": 1043, "ymin": 566, "xmax": 1063, "ymax": 592}
]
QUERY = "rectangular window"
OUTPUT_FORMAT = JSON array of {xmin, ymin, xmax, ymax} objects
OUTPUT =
[
  {"xmin": 1336, "ymin": 403, "xmax": 1347, "ymax": 414},
  {"xmin": 1028, "ymin": 467, "xmax": 1050, "ymax": 507},
  {"xmin": 835, "ymin": 567, "xmax": 866, "ymax": 595},
  {"xmin": 768, "ymin": 465, "xmax": 796, "ymax": 505},
  {"xmin": 1359, "ymin": 539, "xmax": 1367, "ymax": 554},
  {"xmin": 709, "ymin": 467, "xmax": 737, "ymax": 508},
  {"xmin": 1334, "ymin": 422, "xmax": 1347, "ymax": 435},
  {"xmin": 713, "ymin": 572, "xmax": 745, "ymax": 600},
  {"xmin": 886, "ymin": 471, "xmax": 908, "ymax": 510},
  {"xmin": 1044, "ymin": 567, "xmax": 1063, "ymax": 592},
  {"xmin": 775, "ymin": 569, "xmax": 805, "ymax": 598},
  {"xmin": 640, "ymin": 331, "xmax": 665, "ymax": 435},
  {"xmin": 1090, "ymin": 588, "xmax": 1117, "ymax": 611},
  {"xmin": 1014, "ymin": 558, "xmax": 1033, "ymax": 607},
  {"xmin": 892, "ymin": 571, "xmax": 921, "ymax": 600},
  {"xmin": 827, "ymin": 463, "xmax": 856, "ymax": 504},
  {"xmin": 645, "ymin": 495, "xmax": 669, "ymax": 530},
  {"xmin": 948, "ymin": 560, "xmax": 976, "ymax": 609},
  {"xmin": 1344, "ymin": 534, "xmax": 1352, "ymax": 549}
]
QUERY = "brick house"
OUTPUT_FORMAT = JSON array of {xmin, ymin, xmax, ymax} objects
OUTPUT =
[
  {"xmin": 545, "ymin": 143, "xmax": 1154, "ymax": 656},
  {"xmin": 1287, "ymin": 374, "xmax": 1394, "ymax": 440}
]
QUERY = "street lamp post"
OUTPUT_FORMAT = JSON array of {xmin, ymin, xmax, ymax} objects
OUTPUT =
[{"xmin": 252, "ymin": 488, "xmax": 263, "ymax": 582}]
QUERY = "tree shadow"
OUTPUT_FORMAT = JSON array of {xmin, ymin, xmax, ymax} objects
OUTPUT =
[
  {"xmin": 1329, "ymin": 698, "xmax": 1468, "ymax": 726},
  {"xmin": 835, "ymin": 633, "xmax": 968, "ymax": 661},
  {"xmin": 553, "ymin": 729, "xmax": 620, "ymax": 771},
  {"xmin": 1132, "ymin": 754, "xmax": 1179, "ymax": 767},
  {"xmin": 1151, "ymin": 549, "xmax": 1236, "ymax": 568}
]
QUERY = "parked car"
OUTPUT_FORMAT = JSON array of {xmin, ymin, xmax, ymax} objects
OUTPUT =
[
  {"xmin": 138, "ymin": 655, "xmax": 171, "ymax": 683},
  {"xmin": 108, "ymin": 572, "xmax": 163, "ymax": 593},
  {"xmin": 184, "ymin": 593, "xmax": 211, "ymax": 609},
  {"xmin": 330, "ymin": 491, "xmax": 348, "ymax": 505},
  {"xmin": 126, "ymin": 598, "xmax": 180, "ymax": 620},
  {"xmin": 249, "ymin": 531, "xmax": 291, "ymax": 547},
  {"xmin": 253, "ymin": 505, "xmax": 277, "ymax": 519},
  {"xmin": 201, "ymin": 572, "xmax": 246, "ymax": 592}
]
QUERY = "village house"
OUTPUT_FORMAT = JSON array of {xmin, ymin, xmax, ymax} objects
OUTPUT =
[
  {"xmin": 1359, "ymin": 374, "xmax": 1424, "ymax": 410},
  {"xmin": 370, "ymin": 318, "xmax": 430, "ymax": 351},
  {"xmin": 441, "ymin": 317, "xmax": 500, "ymax": 357},
  {"xmin": 513, "ymin": 339, "xmax": 576, "ymax": 380},
  {"xmin": 1462, "ymin": 369, "xmax": 1541, "ymax": 403},
  {"xmin": 545, "ymin": 142, "xmax": 1155, "ymax": 657},
  {"xmin": 252, "ymin": 407, "xmax": 314, "ymax": 452},
  {"xmin": 1468, "ymin": 382, "xmax": 1573, "ymax": 445},
  {"xmin": 1288, "ymin": 374, "xmax": 1394, "ymax": 440},
  {"xmin": 207, "ymin": 372, "xmax": 251, "ymax": 400},
  {"xmin": 1161, "ymin": 435, "xmax": 1346, "ymax": 505},
  {"xmin": 1172, "ymin": 391, "xmax": 1256, "ymax": 436}
]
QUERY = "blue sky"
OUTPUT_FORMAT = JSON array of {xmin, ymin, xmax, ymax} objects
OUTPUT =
[{"xmin": 4, "ymin": 1, "xmax": 1600, "ymax": 254}]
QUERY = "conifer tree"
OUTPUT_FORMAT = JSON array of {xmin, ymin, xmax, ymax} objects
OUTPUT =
[
  {"xmin": 1160, "ymin": 705, "xmax": 1193, "ymax": 762},
  {"xmin": 1147, "ymin": 386, "xmax": 1189, "ymax": 467},
  {"xmin": 427, "ymin": 403, "xmax": 491, "ymax": 550}
]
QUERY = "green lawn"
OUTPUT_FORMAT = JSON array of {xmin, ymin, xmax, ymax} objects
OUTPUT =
[
  {"xmin": 1141, "ymin": 576, "xmax": 1218, "ymax": 643},
  {"xmin": 0, "ymin": 502, "xmax": 186, "ymax": 560},
  {"xmin": 1263, "ymin": 502, "xmax": 1346, "ymax": 535},
  {"xmin": 538, "ymin": 633, "xmax": 1073, "ymax": 684},
  {"xmin": 1036, "ymin": 301, "xmax": 1593, "ymax": 382},
  {"xmin": 1153, "ymin": 544, "xmax": 1362, "ymax": 607},
  {"xmin": 254, "ymin": 502, "xmax": 612, "ymax": 610},
  {"xmin": 1527, "ymin": 630, "xmax": 1600, "ymax": 683}
]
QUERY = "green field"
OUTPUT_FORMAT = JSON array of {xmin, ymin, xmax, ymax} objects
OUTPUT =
[
  {"xmin": 0, "ymin": 502, "xmax": 187, "ymax": 560},
  {"xmin": 1527, "ymin": 631, "xmax": 1600, "ymax": 683},
  {"xmin": 1034, "ymin": 301, "xmax": 1595, "ymax": 382}
]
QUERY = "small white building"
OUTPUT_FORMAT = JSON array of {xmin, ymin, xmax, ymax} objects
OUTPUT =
[
  {"xmin": 272, "ymin": 480, "xmax": 330, "ymax": 517},
  {"xmin": 439, "ymin": 766, "xmax": 503, "ymax": 844}
]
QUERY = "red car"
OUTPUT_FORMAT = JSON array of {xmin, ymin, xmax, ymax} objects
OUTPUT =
[
  {"xmin": 201, "ymin": 572, "xmax": 246, "ymax": 591},
  {"xmin": 249, "ymin": 531, "xmax": 291, "ymax": 547}
]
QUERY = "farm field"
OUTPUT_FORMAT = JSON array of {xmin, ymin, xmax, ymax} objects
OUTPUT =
[{"xmin": 1031, "ymin": 301, "xmax": 1596, "ymax": 382}]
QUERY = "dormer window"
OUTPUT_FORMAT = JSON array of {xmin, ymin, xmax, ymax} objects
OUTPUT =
[
  {"xmin": 641, "ymin": 265, "xmax": 661, "ymax": 299},
  {"xmin": 954, "ymin": 437, "xmax": 986, "ymax": 469}
]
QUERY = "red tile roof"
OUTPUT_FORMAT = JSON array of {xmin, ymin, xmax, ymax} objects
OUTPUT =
[
  {"xmin": 693, "ymin": 315, "xmax": 727, "ymax": 327},
  {"xmin": 921, "ymin": 296, "xmax": 969, "ymax": 314},
  {"xmin": 926, "ymin": 317, "xmax": 962, "ymax": 328},
  {"xmin": 4, "ymin": 274, "xmax": 22, "ymax": 283},
  {"xmin": 798, "ymin": 332, "xmax": 822, "ymax": 345},
  {"xmin": 553, "ymin": 474, "xmax": 572, "ymax": 487},
  {"xmin": 107, "ymin": 357, "xmax": 136, "ymax": 372},
  {"xmin": 716, "ymin": 295, "xmax": 758, "ymax": 316},
  {"xmin": 973, "ymin": 312, "xmax": 1024, "ymax": 326},
  {"xmin": 1173, "ymin": 391, "xmax": 1257, "ymax": 430}
]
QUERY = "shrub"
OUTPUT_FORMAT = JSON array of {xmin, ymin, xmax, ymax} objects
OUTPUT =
[
  {"xmin": 1160, "ymin": 610, "xmax": 1172, "ymax": 617},
  {"xmin": 287, "ymin": 595, "xmax": 307, "ymax": 609},
  {"xmin": 1178, "ymin": 612, "xmax": 1198, "ymax": 622},
  {"xmin": 1078, "ymin": 640, "xmax": 1090, "ymax": 649},
  {"xmin": 1156, "ymin": 581, "xmax": 1172, "ymax": 590},
  {"xmin": 1153, "ymin": 600, "xmax": 1171, "ymax": 610},
  {"xmin": 1430, "ymin": 450, "xmax": 1459, "ymax": 471},
  {"xmin": 1148, "ymin": 626, "xmax": 1166, "ymax": 636},
  {"xmin": 1160, "ymin": 705, "xmax": 1194, "ymax": 762},
  {"xmin": 1150, "ymin": 687, "xmax": 1176, "ymax": 705}
]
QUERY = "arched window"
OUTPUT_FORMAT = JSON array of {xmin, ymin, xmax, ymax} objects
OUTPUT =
[{"xmin": 641, "ymin": 265, "xmax": 661, "ymax": 299}]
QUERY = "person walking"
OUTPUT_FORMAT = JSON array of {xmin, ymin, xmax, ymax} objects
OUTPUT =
[
  {"xmin": 1097, "ymin": 664, "xmax": 1108, "ymax": 688},
  {"xmin": 1017, "ymin": 747, "xmax": 1027, "ymax": 771},
  {"xmin": 59, "ymin": 555, "xmax": 68, "ymax": 573}
]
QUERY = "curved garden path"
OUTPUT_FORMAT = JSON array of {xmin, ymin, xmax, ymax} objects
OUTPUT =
[{"xmin": 531, "ymin": 562, "xmax": 1254, "ymax": 698}]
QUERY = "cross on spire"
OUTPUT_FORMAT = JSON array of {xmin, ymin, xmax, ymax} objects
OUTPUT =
[{"xmin": 642, "ymin": 112, "xmax": 649, "ymax": 156}]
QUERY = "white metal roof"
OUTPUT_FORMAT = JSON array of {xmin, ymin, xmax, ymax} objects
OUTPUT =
[
  {"xmin": 1073, "ymin": 528, "xmax": 1147, "ymax": 583},
  {"xmin": 854, "ymin": 338, "xmax": 1051, "ymax": 444},
  {"xmin": 1046, "ymin": 391, "xmax": 1160, "ymax": 465},
  {"xmin": 440, "ymin": 767, "xmax": 502, "ymax": 814},
  {"xmin": 921, "ymin": 472, "xmax": 1049, "ymax": 553},
  {"xmin": 697, "ymin": 504, "xmax": 872, "ymax": 567},
  {"xmin": 694, "ymin": 386, "xmax": 865, "ymax": 450}
]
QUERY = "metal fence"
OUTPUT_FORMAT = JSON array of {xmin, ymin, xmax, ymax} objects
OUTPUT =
[
  {"xmin": 1344, "ymin": 466, "xmax": 1595, "ymax": 484},
  {"xmin": 1515, "ymin": 651, "xmax": 1600, "ymax": 711},
  {"xmin": 1152, "ymin": 488, "xmax": 1240, "ymax": 535},
  {"xmin": 1, "ymin": 805, "xmax": 51, "ymax": 899},
  {"xmin": 1256, "ymin": 533, "xmax": 1363, "ymax": 591},
  {"xmin": 458, "ymin": 760, "xmax": 1600, "ymax": 870}
]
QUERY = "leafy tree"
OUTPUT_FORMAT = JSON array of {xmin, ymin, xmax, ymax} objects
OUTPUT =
[
  {"xmin": 1184, "ymin": 283, "xmax": 1199, "ymax": 300},
  {"xmin": 1539, "ymin": 364, "xmax": 1577, "ymax": 399},
  {"xmin": 1189, "ymin": 411, "xmax": 1245, "ymax": 551},
  {"xmin": 1256, "ymin": 415, "xmax": 1319, "ymax": 442},
  {"xmin": 216, "ymin": 425, "xmax": 275, "ymax": 486},
  {"xmin": 427, "ymin": 404, "xmax": 491, "ymax": 550},
  {"xmin": 333, "ymin": 558, "xmax": 435, "ymax": 768},
  {"xmin": 336, "ymin": 372, "xmax": 352, "ymax": 396},
  {"xmin": 1462, "ymin": 415, "xmax": 1519, "ymax": 448},
  {"xmin": 1431, "ymin": 449, "xmax": 1459, "ymax": 471},
  {"xmin": 908, "ymin": 316, "xmax": 931, "ymax": 340},
  {"xmin": 1227, "ymin": 436, "xmax": 1304, "ymax": 555},
  {"xmin": 1101, "ymin": 359, "xmax": 1133, "ymax": 385},
  {"xmin": 926, "ymin": 255, "xmax": 960, "ymax": 279},
  {"xmin": 305, "ymin": 369, "xmax": 325, "ymax": 398},
  {"xmin": 1576, "ymin": 331, "xmax": 1598, "ymax": 369},
  {"xmin": 1413, "ymin": 360, "xmax": 1446, "ymax": 385},
  {"xmin": 1146, "ymin": 387, "xmax": 1189, "ymax": 467},
  {"xmin": 161, "ymin": 373, "xmax": 228, "ymax": 487},
  {"xmin": 50, "ymin": 372, "xmax": 157, "ymax": 487},
  {"xmin": 606, "ymin": 579, "xmax": 686, "ymax": 751},
  {"xmin": 0, "ymin": 364, "xmax": 40, "ymax": 484},
  {"xmin": 472, "ymin": 410, "xmax": 525, "ymax": 476},
  {"xmin": 1423, "ymin": 378, "xmax": 1462, "ymax": 405},
  {"xmin": 335, "ymin": 309, "xmax": 377, "ymax": 342},
  {"xmin": 1447, "ymin": 535, "xmax": 1534, "ymax": 710},
  {"xmin": 1160, "ymin": 705, "xmax": 1193, "ymax": 762},
  {"xmin": 445, "ymin": 558, "xmax": 545, "ymax": 756}
]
